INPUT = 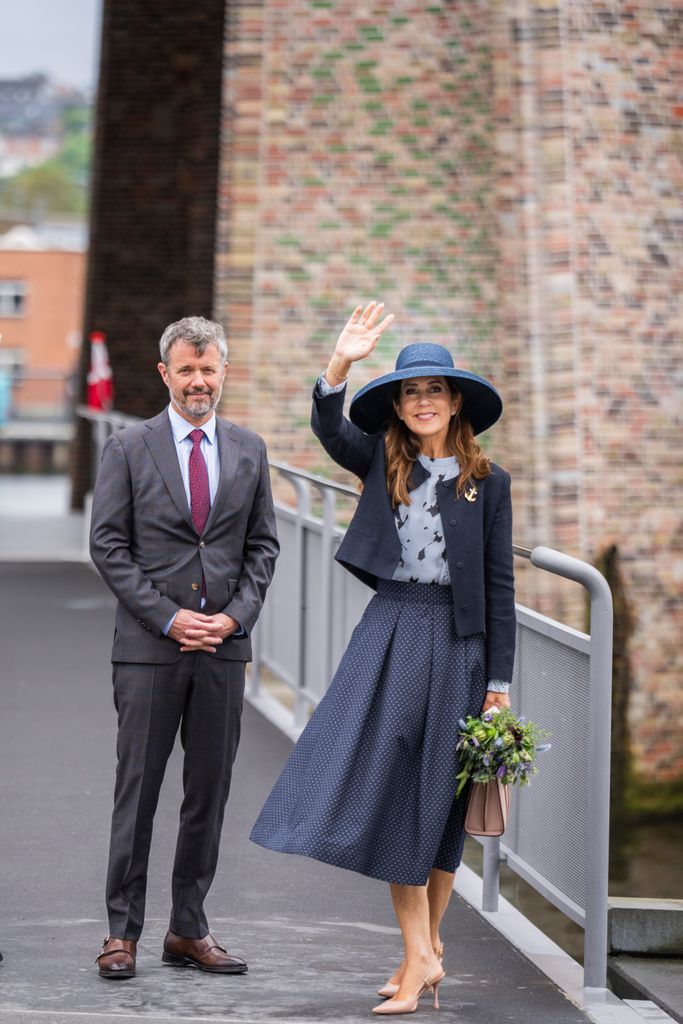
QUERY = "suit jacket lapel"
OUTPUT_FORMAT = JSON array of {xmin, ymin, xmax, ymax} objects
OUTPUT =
[
  {"xmin": 143, "ymin": 410, "xmax": 194, "ymax": 530},
  {"xmin": 204, "ymin": 417, "xmax": 241, "ymax": 533}
]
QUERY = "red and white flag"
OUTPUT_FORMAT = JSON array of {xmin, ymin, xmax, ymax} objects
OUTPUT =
[{"xmin": 87, "ymin": 331, "xmax": 114, "ymax": 410}]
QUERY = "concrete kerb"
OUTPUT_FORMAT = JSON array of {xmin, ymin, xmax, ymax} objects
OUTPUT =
[{"xmin": 452, "ymin": 862, "xmax": 657, "ymax": 1024}]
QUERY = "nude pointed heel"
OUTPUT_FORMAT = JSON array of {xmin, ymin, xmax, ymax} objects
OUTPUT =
[
  {"xmin": 376, "ymin": 943, "xmax": 443, "ymax": 999},
  {"xmin": 372, "ymin": 957, "xmax": 445, "ymax": 1015}
]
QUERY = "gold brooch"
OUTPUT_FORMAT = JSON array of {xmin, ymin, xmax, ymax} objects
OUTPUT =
[{"xmin": 464, "ymin": 485, "xmax": 478, "ymax": 503}]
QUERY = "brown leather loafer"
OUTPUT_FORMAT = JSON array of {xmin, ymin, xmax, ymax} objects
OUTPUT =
[
  {"xmin": 96, "ymin": 936, "xmax": 137, "ymax": 979},
  {"xmin": 162, "ymin": 930, "xmax": 247, "ymax": 973}
]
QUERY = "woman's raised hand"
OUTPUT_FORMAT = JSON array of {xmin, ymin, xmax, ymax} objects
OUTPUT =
[
  {"xmin": 325, "ymin": 302, "xmax": 394, "ymax": 386},
  {"xmin": 335, "ymin": 302, "xmax": 394, "ymax": 363}
]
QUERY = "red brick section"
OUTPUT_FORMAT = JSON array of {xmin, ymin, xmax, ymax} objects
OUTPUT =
[{"xmin": 71, "ymin": 0, "xmax": 226, "ymax": 507}]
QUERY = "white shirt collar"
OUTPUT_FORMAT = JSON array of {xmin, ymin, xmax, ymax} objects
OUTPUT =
[{"xmin": 167, "ymin": 403, "xmax": 217, "ymax": 445}]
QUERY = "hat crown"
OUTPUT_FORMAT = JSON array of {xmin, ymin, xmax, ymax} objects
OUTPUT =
[{"xmin": 395, "ymin": 343, "xmax": 454, "ymax": 372}]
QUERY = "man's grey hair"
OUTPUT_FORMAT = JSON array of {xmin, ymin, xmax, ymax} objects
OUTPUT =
[{"xmin": 159, "ymin": 316, "xmax": 228, "ymax": 365}]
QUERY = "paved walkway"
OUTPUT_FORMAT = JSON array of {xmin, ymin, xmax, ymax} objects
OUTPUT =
[
  {"xmin": 0, "ymin": 560, "xmax": 597, "ymax": 1023},
  {"xmin": 0, "ymin": 476, "xmax": 86, "ymax": 561}
]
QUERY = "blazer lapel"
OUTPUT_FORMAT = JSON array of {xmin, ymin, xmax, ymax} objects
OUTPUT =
[
  {"xmin": 203, "ymin": 417, "xmax": 242, "ymax": 533},
  {"xmin": 143, "ymin": 411, "xmax": 194, "ymax": 530},
  {"xmin": 407, "ymin": 458, "xmax": 429, "ymax": 492}
]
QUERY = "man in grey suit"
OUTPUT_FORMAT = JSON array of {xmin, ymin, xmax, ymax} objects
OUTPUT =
[{"xmin": 90, "ymin": 316, "xmax": 278, "ymax": 979}]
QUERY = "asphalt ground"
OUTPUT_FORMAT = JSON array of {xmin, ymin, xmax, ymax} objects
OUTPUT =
[{"xmin": 0, "ymin": 562, "xmax": 591, "ymax": 1023}]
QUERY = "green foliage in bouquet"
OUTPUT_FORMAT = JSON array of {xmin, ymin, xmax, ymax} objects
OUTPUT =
[{"xmin": 455, "ymin": 707, "xmax": 551, "ymax": 797}]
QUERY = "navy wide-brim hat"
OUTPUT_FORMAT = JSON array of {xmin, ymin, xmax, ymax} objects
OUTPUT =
[{"xmin": 349, "ymin": 342, "xmax": 503, "ymax": 436}]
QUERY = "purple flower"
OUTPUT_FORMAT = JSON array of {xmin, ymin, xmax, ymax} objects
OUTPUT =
[
  {"xmin": 496, "ymin": 765, "xmax": 506, "ymax": 779},
  {"xmin": 471, "ymin": 737, "xmax": 480, "ymax": 747}
]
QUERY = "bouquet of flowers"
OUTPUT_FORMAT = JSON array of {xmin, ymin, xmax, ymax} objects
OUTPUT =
[{"xmin": 455, "ymin": 706, "xmax": 551, "ymax": 797}]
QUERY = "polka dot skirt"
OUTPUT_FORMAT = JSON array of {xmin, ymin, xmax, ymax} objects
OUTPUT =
[{"xmin": 250, "ymin": 579, "xmax": 487, "ymax": 885}]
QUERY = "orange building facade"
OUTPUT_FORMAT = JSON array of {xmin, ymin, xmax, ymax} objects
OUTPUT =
[{"xmin": 0, "ymin": 249, "xmax": 85, "ymax": 418}]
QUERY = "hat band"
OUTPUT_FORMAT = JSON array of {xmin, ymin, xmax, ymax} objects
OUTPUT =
[{"xmin": 399, "ymin": 358, "xmax": 453, "ymax": 371}]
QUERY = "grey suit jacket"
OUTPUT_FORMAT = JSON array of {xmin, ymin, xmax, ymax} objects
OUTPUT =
[{"xmin": 90, "ymin": 409, "xmax": 279, "ymax": 663}]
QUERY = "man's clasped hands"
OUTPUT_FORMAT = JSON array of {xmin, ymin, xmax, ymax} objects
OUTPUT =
[{"xmin": 168, "ymin": 609, "xmax": 241, "ymax": 653}]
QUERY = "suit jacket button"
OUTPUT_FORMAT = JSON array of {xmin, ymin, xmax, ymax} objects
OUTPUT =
[
  {"xmin": 191, "ymin": 582, "xmax": 200, "ymax": 591},
  {"xmin": 199, "ymin": 541, "xmax": 206, "ymax": 548},
  {"xmin": 456, "ymin": 561, "xmax": 463, "ymax": 568},
  {"xmin": 450, "ymin": 519, "xmax": 456, "ymax": 526},
  {"xmin": 461, "ymin": 603, "xmax": 468, "ymax": 611}
]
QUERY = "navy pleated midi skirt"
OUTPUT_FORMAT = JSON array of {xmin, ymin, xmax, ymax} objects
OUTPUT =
[{"xmin": 250, "ymin": 579, "xmax": 487, "ymax": 885}]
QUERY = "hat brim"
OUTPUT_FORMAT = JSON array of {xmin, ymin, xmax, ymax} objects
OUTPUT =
[{"xmin": 349, "ymin": 365, "xmax": 502, "ymax": 436}]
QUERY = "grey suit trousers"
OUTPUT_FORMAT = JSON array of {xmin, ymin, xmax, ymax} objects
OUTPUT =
[{"xmin": 106, "ymin": 654, "xmax": 245, "ymax": 940}]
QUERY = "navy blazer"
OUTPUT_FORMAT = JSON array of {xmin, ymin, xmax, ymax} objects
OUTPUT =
[{"xmin": 311, "ymin": 386, "xmax": 516, "ymax": 683}]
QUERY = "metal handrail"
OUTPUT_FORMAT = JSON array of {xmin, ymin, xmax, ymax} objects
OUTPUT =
[
  {"xmin": 75, "ymin": 405, "xmax": 614, "ymax": 996},
  {"xmin": 75, "ymin": 404, "xmax": 141, "ymax": 429}
]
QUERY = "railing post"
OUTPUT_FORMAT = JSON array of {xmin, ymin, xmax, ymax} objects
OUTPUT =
[
  {"xmin": 316, "ymin": 485, "xmax": 337, "ymax": 686},
  {"xmin": 530, "ymin": 546, "xmax": 613, "ymax": 994},
  {"xmin": 481, "ymin": 837, "xmax": 501, "ymax": 912},
  {"xmin": 290, "ymin": 476, "xmax": 311, "ymax": 731},
  {"xmin": 582, "ymin": 572, "xmax": 614, "ymax": 994},
  {"xmin": 91, "ymin": 417, "xmax": 108, "ymax": 488}
]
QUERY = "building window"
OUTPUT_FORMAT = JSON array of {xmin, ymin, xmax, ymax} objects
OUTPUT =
[{"xmin": 0, "ymin": 280, "xmax": 27, "ymax": 317}]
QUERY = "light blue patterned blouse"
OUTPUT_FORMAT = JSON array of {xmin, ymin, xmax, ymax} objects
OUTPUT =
[{"xmin": 392, "ymin": 453, "xmax": 458, "ymax": 585}]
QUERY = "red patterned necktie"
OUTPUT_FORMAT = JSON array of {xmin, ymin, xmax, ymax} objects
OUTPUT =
[{"xmin": 188, "ymin": 428, "xmax": 210, "ymax": 535}]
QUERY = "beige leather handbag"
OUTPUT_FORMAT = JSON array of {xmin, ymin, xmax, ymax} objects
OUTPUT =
[{"xmin": 464, "ymin": 780, "xmax": 511, "ymax": 837}]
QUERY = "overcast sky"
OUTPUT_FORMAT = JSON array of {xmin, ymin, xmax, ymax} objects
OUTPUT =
[{"xmin": 2, "ymin": 0, "xmax": 103, "ymax": 90}]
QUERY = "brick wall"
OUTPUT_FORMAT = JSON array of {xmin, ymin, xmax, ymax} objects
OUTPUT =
[
  {"xmin": 566, "ymin": 1, "xmax": 683, "ymax": 781},
  {"xmin": 77, "ymin": 0, "xmax": 681, "ymax": 781},
  {"xmin": 491, "ymin": 0, "xmax": 683, "ymax": 781},
  {"xmin": 215, "ymin": 0, "xmax": 683, "ymax": 782},
  {"xmin": 215, "ymin": 0, "xmax": 501, "ymax": 461}
]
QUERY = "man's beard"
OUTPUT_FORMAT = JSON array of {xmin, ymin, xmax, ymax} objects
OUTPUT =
[{"xmin": 178, "ymin": 387, "xmax": 221, "ymax": 418}]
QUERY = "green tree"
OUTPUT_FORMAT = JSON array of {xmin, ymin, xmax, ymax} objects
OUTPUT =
[
  {"xmin": 0, "ymin": 162, "xmax": 85, "ymax": 216},
  {"xmin": 0, "ymin": 103, "xmax": 93, "ymax": 217}
]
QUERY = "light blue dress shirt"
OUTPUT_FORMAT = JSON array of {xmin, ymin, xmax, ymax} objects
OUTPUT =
[
  {"xmin": 167, "ymin": 402, "xmax": 220, "ymax": 505},
  {"xmin": 163, "ymin": 404, "xmax": 245, "ymax": 639}
]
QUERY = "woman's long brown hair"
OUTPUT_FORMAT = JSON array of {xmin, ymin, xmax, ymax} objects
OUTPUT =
[{"xmin": 384, "ymin": 381, "xmax": 492, "ymax": 508}]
